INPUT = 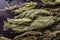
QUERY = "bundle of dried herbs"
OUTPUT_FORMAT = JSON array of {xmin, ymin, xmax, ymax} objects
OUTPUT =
[{"xmin": 0, "ymin": 0, "xmax": 60, "ymax": 40}]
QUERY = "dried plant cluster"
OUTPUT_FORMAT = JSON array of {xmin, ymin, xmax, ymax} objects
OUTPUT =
[{"xmin": 0, "ymin": 0, "xmax": 60, "ymax": 40}]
